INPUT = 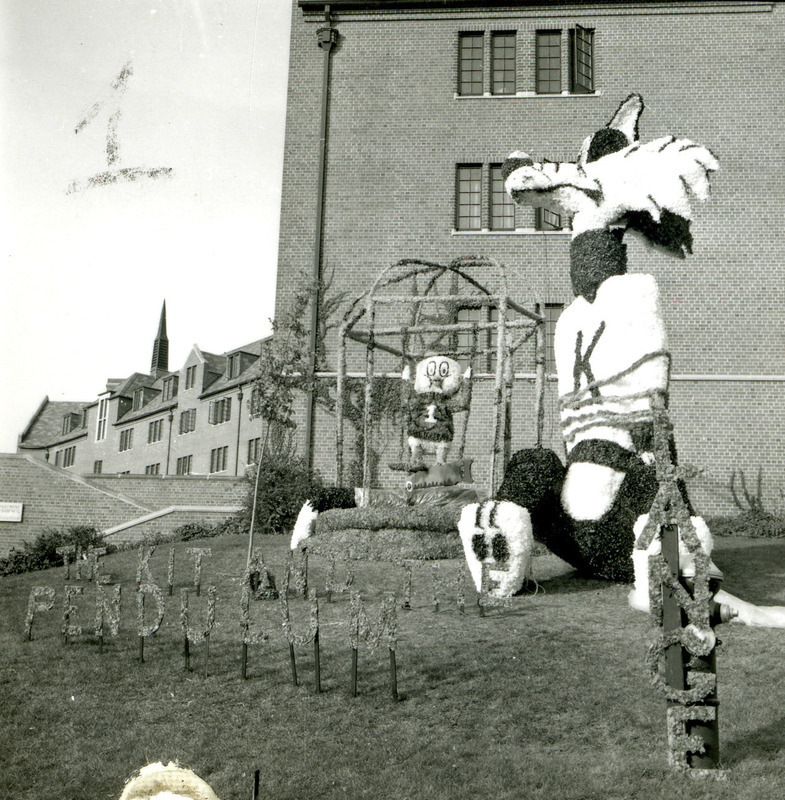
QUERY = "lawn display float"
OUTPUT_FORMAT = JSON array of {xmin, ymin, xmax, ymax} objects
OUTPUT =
[
  {"xmin": 456, "ymin": 91, "xmax": 785, "ymax": 772},
  {"xmin": 290, "ymin": 257, "xmax": 547, "ymax": 568},
  {"xmin": 462, "ymin": 92, "xmax": 785, "ymax": 628}
]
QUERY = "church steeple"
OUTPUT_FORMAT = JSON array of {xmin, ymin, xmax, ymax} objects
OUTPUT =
[{"xmin": 151, "ymin": 301, "xmax": 169, "ymax": 378}]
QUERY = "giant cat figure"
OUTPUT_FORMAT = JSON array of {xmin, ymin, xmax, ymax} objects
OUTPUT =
[{"xmin": 459, "ymin": 94, "xmax": 785, "ymax": 625}]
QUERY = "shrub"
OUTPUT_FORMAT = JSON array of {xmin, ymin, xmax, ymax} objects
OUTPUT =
[
  {"xmin": 234, "ymin": 455, "xmax": 322, "ymax": 537},
  {"xmin": 0, "ymin": 526, "xmax": 111, "ymax": 576},
  {"xmin": 707, "ymin": 514, "xmax": 785, "ymax": 539},
  {"xmin": 171, "ymin": 523, "xmax": 217, "ymax": 542},
  {"xmin": 709, "ymin": 467, "xmax": 785, "ymax": 538}
]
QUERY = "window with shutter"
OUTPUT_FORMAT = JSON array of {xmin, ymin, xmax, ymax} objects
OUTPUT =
[{"xmin": 569, "ymin": 26, "xmax": 594, "ymax": 94}]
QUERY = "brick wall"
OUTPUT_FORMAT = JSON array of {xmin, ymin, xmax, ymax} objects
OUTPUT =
[
  {"xmin": 84, "ymin": 474, "xmax": 247, "ymax": 509},
  {"xmin": 0, "ymin": 455, "xmax": 247, "ymax": 558},
  {"xmin": 277, "ymin": 1, "xmax": 785, "ymax": 513},
  {"xmin": 0, "ymin": 455, "xmax": 147, "ymax": 558}
]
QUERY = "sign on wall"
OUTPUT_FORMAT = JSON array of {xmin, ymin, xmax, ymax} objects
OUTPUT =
[{"xmin": 0, "ymin": 502, "xmax": 24, "ymax": 522}]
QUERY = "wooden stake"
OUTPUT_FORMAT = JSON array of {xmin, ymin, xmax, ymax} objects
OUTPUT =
[
  {"xmin": 183, "ymin": 635, "xmax": 190, "ymax": 671},
  {"xmin": 241, "ymin": 642, "xmax": 248, "ymax": 680},
  {"xmin": 314, "ymin": 631, "xmax": 321, "ymax": 693},
  {"xmin": 138, "ymin": 634, "xmax": 145, "ymax": 663},
  {"xmin": 389, "ymin": 648, "xmax": 398, "ymax": 701},
  {"xmin": 289, "ymin": 643, "xmax": 298, "ymax": 686},
  {"xmin": 252, "ymin": 769, "xmax": 260, "ymax": 800},
  {"xmin": 350, "ymin": 647, "xmax": 358, "ymax": 697},
  {"xmin": 204, "ymin": 635, "xmax": 210, "ymax": 679}
]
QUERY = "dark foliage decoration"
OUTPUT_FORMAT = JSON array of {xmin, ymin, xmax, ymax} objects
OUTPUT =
[
  {"xmin": 495, "ymin": 446, "xmax": 658, "ymax": 583},
  {"xmin": 0, "ymin": 526, "xmax": 112, "ymax": 577},
  {"xmin": 236, "ymin": 456, "xmax": 323, "ymax": 538}
]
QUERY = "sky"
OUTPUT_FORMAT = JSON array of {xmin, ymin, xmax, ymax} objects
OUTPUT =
[{"xmin": 0, "ymin": 0, "xmax": 292, "ymax": 452}]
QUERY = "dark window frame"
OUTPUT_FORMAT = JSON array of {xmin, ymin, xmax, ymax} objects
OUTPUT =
[
  {"xmin": 456, "ymin": 164, "xmax": 483, "ymax": 231},
  {"xmin": 247, "ymin": 437, "xmax": 261, "ymax": 466},
  {"xmin": 537, "ymin": 302, "xmax": 565, "ymax": 375},
  {"xmin": 569, "ymin": 26, "xmax": 594, "ymax": 94},
  {"xmin": 119, "ymin": 428, "xmax": 134, "ymax": 452},
  {"xmin": 458, "ymin": 32, "xmax": 484, "ymax": 96},
  {"xmin": 176, "ymin": 455, "xmax": 193, "ymax": 475},
  {"xmin": 490, "ymin": 164, "xmax": 516, "ymax": 230},
  {"xmin": 209, "ymin": 397, "xmax": 232, "ymax": 425},
  {"xmin": 536, "ymin": 29, "xmax": 562, "ymax": 94},
  {"xmin": 209, "ymin": 445, "xmax": 229, "ymax": 474},
  {"xmin": 148, "ymin": 418, "xmax": 164, "ymax": 443},
  {"xmin": 162, "ymin": 375, "xmax": 179, "ymax": 401},
  {"xmin": 491, "ymin": 31, "xmax": 516, "ymax": 95},
  {"xmin": 534, "ymin": 207, "xmax": 570, "ymax": 231}
]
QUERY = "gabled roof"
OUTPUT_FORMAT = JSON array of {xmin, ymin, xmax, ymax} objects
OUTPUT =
[
  {"xmin": 18, "ymin": 398, "xmax": 89, "ymax": 450},
  {"xmin": 199, "ymin": 337, "xmax": 270, "ymax": 398},
  {"xmin": 110, "ymin": 372, "xmax": 159, "ymax": 398}
]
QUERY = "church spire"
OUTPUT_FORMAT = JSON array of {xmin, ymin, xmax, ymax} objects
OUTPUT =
[{"xmin": 151, "ymin": 301, "xmax": 169, "ymax": 377}]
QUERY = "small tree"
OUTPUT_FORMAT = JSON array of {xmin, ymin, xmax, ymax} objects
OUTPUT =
[{"xmin": 244, "ymin": 270, "xmax": 345, "ymax": 560}]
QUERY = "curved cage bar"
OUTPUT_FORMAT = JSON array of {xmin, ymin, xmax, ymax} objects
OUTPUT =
[{"xmin": 336, "ymin": 257, "xmax": 545, "ymax": 496}]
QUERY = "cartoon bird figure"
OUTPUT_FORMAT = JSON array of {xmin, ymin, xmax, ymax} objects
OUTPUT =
[
  {"xmin": 402, "ymin": 355, "xmax": 471, "ymax": 468},
  {"xmin": 461, "ymin": 93, "xmax": 719, "ymax": 586}
]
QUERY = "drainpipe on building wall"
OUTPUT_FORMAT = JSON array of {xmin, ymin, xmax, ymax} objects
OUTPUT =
[
  {"xmin": 235, "ymin": 387, "xmax": 244, "ymax": 475},
  {"xmin": 303, "ymin": 8, "xmax": 339, "ymax": 474},
  {"xmin": 165, "ymin": 409, "xmax": 174, "ymax": 476}
]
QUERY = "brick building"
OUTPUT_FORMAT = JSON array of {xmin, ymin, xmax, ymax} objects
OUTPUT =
[
  {"xmin": 17, "ymin": 303, "xmax": 270, "ymax": 480},
  {"xmin": 4, "ymin": 304, "xmax": 263, "ymax": 556},
  {"xmin": 276, "ymin": 0, "xmax": 784, "ymax": 514}
]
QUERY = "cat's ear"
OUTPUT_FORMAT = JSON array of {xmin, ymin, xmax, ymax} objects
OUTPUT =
[{"xmin": 607, "ymin": 93, "xmax": 644, "ymax": 142}]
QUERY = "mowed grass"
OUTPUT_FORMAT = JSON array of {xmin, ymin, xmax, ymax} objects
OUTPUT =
[{"xmin": 2, "ymin": 533, "xmax": 785, "ymax": 800}]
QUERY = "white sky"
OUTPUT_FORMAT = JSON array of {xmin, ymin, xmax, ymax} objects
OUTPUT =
[{"xmin": 0, "ymin": 0, "xmax": 292, "ymax": 451}]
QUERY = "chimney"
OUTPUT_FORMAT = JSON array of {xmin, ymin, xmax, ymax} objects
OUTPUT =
[{"xmin": 151, "ymin": 301, "xmax": 169, "ymax": 378}]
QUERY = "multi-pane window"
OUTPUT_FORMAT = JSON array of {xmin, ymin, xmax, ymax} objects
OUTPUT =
[
  {"xmin": 456, "ymin": 165, "xmax": 482, "ymax": 230},
  {"xmin": 536, "ymin": 30, "xmax": 562, "ymax": 94},
  {"xmin": 209, "ymin": 397, "xmax": 232, "ymax": 425},
  {"xmin": 176, "ymin": 455, "xmax": 193, "ymax": 476},
  {"xmin": 132, "ymin": 388, "xmax": 144, "ymax": 411},
  {"xmin": 145, "ymin": 463, "xmax": 161, "ymax": 475},
  {"xmin": 492, "ymin": 32, "xmax": 516, "ymax": 95},
  {"xmin": 61, "ymin": 446, "xmax": 76, "ymax": 468},
  {"xmin": 228, "ymin": 354, "xmax": 242, "ymax": 379},
  {"xmin": 119, "ymin": 428, "xmax": 134, "ymax": 452},
  {"xmin": 569, "ymin": 26, "xmax": 594, "ymax": 94},
  {"xmin": 458, "ymin": 33, "xmax": 484, "ymax": 95},
  {"xmin": 209, "ymin": 446, "xmax": 229, "ymax": 474},
  {"xmin": 455, "ymin": 306, "xmax": 500, "ymax": 373},
  {"xmin": 93, "ymin": 460, "xmax": 103, "ymax": 474},
  {"xmin": 62, "ymin": 412, "xmax": 81, "ymax": 435},
  {"xmin": 185, "ymin": 365, "xmax": 197, "ymax": 390},
  {"xmin": 148, "ymin": 418, "xmax": 164, "ymax": 443},
  {"xmin": 96, "ymin": 397, "xmax": 108, "ymax": 441},
  {"xmin": 179, "ymin": 408, "xmax": 197, "ymax": 434},
  {"xmin": 162, "ymin": 375, "xmax": 178, "ymax": 401},
  {"xmin": 535, "ymin": 207, "xmax": 568, "ymax": 231},
  {"xmin": 490, "ymin": 165, "xmax": 515, "ymax": 230},
  {"xmin": 248, "ymin": 437, "xmax": 261, "ymax": 466},
  {"xmin": 540, "ymin": 303, "xmax": 564, "ymax": 374}
]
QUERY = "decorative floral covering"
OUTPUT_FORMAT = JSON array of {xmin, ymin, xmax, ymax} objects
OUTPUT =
[
  {"xmin": 118, "ymin": 761, "xmax": 220, "ymax": 800},
  {"xmin": 459, "ymin": 92, "xmax": 718, "ymax": 588},
  {"xmin": 458, "ymin": 500, "xmax": 533, "ymax": 597}
]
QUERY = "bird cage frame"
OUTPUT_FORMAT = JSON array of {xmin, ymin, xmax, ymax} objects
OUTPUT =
[{"xmin": 335, "ymin": 257, "xmax": 546, "ymax": 497}]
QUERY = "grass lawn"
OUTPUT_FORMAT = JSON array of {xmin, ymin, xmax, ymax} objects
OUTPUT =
[{"xmin": 2, "ymin": 532, "xmax": 785, "ymax": 799}]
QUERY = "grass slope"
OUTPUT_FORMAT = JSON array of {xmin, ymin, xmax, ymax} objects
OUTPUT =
[{"xmin": 2, "ymin": 534, "xmax": 785, "ymax": 799}]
